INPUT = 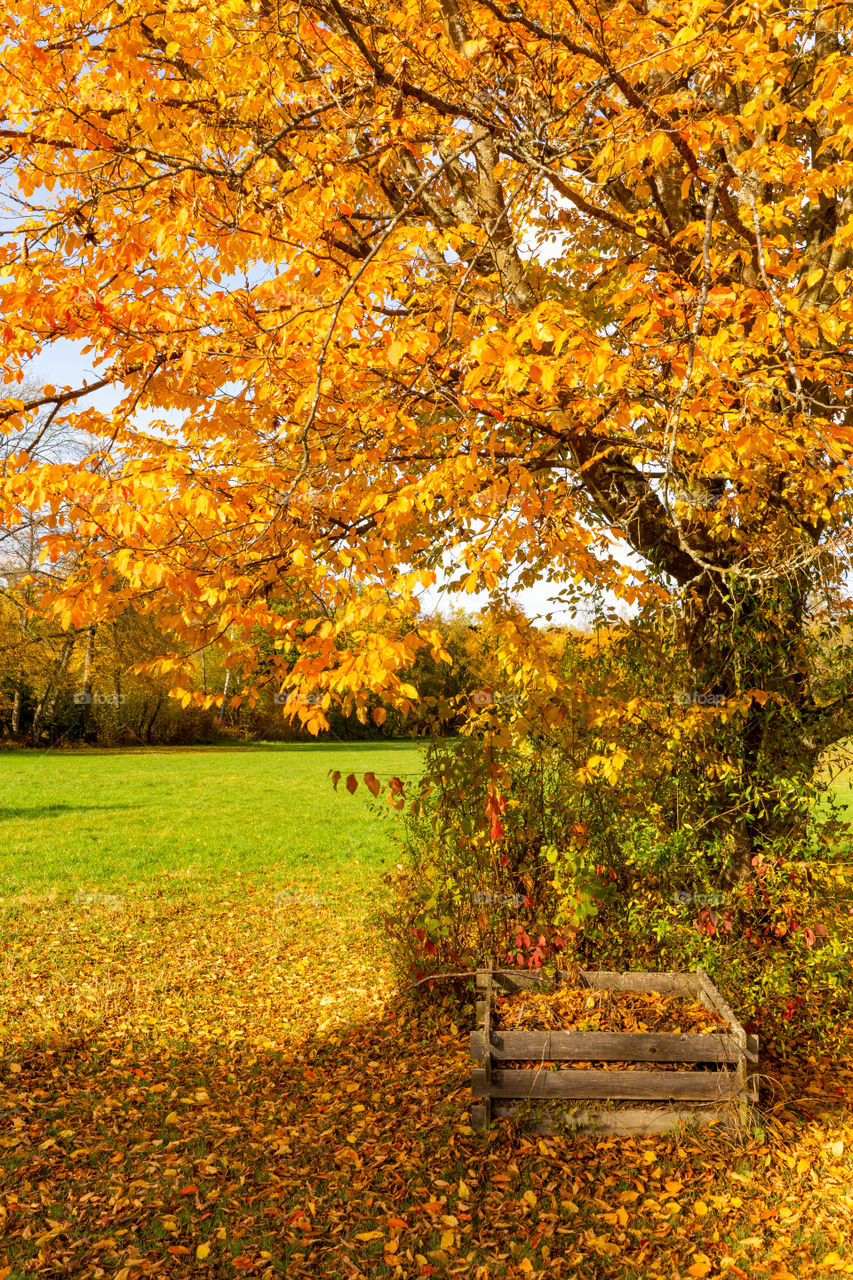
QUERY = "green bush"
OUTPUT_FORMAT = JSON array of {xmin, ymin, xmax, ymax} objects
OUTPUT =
[{"xmin": 384, "ymin": 615, "xmax": 853, "ymax": 1053}]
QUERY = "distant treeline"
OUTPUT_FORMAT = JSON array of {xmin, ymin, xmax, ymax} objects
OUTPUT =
[{"xmin": 0, "ymin": 593, "xmax": 580, "ymax": 747}]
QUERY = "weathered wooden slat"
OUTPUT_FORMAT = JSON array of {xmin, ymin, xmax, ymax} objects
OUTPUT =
[
  {"xmin": 478, "ymin": 970, "xmax": 569, "ymax": 994},
  {"xmin": 489, "ymin": 1029, "xmax": 743, "ymax": 1063},
  {"xmin": 696, "ymin": 970, "xmax": 745, "ymax": 1040},
  {"xmin": 471, "ymin": 1104, "xmax": 489, "ymax": 1131},
  {"xmin": 471, "ymin": 1067, "xmax": 741, "ymax": 1101},
  {"xmin": 579, "ymin": 970, "xmax": 700, "ymax": 995},
  {"xmin": 481, "ymin": 966, "xmax": 494, "ymax": 1124},
  {"xmin": 490, "ymin": 1103, "xmax": 731, "ymax": 1135},
  {"xmin": 746, "ymin": 1033, "xmax": 759, "ymax": 1065},
  {"xmin": 695, "ymin": 969, "xmax": 749, "ymax": 1122}
]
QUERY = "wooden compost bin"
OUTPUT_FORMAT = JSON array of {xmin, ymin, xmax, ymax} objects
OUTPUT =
[{"xmin": 470, "ymin": 967, "xmax": 758, "ymax": 1136}]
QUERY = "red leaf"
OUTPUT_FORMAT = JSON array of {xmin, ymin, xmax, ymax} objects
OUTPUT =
[{"xmin": 345, "ymin": 773, "xmax": 358, "ymax": 794}]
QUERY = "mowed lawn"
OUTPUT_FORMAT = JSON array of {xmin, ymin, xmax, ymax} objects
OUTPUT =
[
  {"xmin": 2, "ymin": 744, "xmax": 853, "ymax": 1280},
  {"xmin": 0, "ymin": 740, "xmax": 422, "ymax": 895}
]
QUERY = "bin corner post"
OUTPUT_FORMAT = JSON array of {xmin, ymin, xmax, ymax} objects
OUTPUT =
[{"xmin": 472, "ymin": 960, "xmax": 494, "ymax": 1131}]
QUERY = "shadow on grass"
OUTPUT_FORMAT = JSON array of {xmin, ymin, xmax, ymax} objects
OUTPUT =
[{"xmin": 0, "ymin": 801, "xmax": 133, "ymax": 819}]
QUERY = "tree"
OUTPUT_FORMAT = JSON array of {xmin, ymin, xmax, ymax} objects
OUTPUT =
[{"xmin": 1, "ymin": 0, "xmax": 852, "ymax": 868}]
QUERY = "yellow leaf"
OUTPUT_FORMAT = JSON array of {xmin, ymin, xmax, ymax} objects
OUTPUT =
[
  {"xmin": 519, "ymin": 1261, "xmax": 534, "ymax": 1276},
  {"xmin": 439, "ymin": 1229, "xmax": 455, "ymax": 1251},
  {"xmin": 458, "ymin": 1179, "xmax": 470, "ymax": 1200},
  {"xmin": 355, "ymin": 1231, "xmax": 383, "ymax": 1241},
  {"xmin": 196, "ymin": 1243, "xmax": 210, "ymax": 1260},
  {"xmin": 693, "ymin": 1200, "xmax": 708, "ymax": 1217},
  {"xmin": 688, "ymin": 1260, "xmax": 712, "ymax": 1278},
  {"xmin": 462, "ymin": 38, "xmax": 490, "ymax": 59}
]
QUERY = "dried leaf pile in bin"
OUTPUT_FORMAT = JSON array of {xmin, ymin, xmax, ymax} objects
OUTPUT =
[
  {"xmin": 494, "ymin": 987, "xmax": 731, "ymax": 1035},
  {"xmin": 493, "ymin": 986, "xmax": 732, "ymax": 1072}
]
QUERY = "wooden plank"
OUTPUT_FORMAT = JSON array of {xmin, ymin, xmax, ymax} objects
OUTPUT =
[
  {"xmin": 482, "ymin": 964, "xmax": 494, "ymax": 1125},
  {"xmin": 695, "ymin": 970, "xmax": 749, "ymax": 1121},
  {"xmin": 470, "ymin": 1104, "xmax": 488, "ymax": 1131},
  {"xmin": 696, "ymin": 969, "xmax": 746, "ymax": 1044},
  {"xmin": 490, "ymin": 1103, "xmax": 731, "ymax": 1136},
  {"xmin": 579, "ymin": 970, "xmax": 699, "ymax": 995},
  {"xmin": 746, "ymin": 1033, "xmax": 759, "ymax": 1065},
  {"xmin": 481, "ymin": 971, "xmax": 556, "ymax": 995},
  {"xmin": 490, "ymin": 1029, "xmax": 743, "ymax": 1064},
  {"xmin": 471, "ymin": 1067, "xmax": 741, "ymax": 1102}
]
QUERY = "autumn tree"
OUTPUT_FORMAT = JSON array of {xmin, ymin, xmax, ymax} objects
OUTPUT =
[{"xmin": 1, "ymin": 0, "xmax": 852, "ymax": 870}]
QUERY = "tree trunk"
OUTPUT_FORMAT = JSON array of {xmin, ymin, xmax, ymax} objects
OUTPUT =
[
  {"xmin": 144, "ymin": 696, "xmax": 163, "ymax": 743},
  {"xmin": 31, "ymin": 628, "xmax": 77, "ymax": 743},
  {"xmin": 11, "ymin": 683, "xmax": 24, "ymax": 738},
  {"xmin": 79, "ymin": 622, "xmax": 97, "ymax": 741}
]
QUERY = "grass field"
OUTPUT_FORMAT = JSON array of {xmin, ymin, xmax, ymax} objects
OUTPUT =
[
  {"xmin": 0, "ymin": 740, "xmax": 422, "ymax": 895},
  {"xmin": 2, "ymin": 744, "xmax": 853, "ymax": 1280}
]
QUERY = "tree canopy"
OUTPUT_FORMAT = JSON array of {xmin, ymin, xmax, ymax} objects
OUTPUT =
[{"xmin": 1, "ymin": 0, "xmax": 852, "ymax": 737}]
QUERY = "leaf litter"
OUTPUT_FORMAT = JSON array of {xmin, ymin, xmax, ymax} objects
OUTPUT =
[{"xmin": 1, "ymin": 880, "xmax": 852, "ymax": 1279}]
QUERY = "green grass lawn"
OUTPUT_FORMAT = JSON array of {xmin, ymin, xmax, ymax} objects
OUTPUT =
[{"xmin": 0, "ymin": 740, "xmax": 423, "ymax": 896}]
